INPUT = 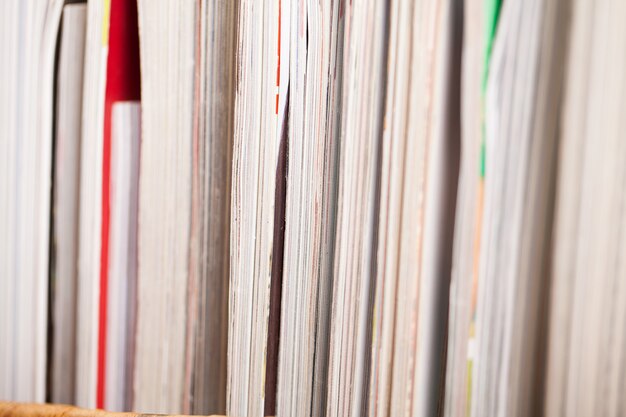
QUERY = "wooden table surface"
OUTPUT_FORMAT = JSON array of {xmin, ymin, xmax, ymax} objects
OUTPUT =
[{"xmin": 0, "ymin": 402, "xmax": 223, "ymax": 417}]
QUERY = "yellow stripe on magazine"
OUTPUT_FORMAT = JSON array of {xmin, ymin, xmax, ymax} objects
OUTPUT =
[{"xmin": 102, "ymin": 0, "xmax": 110, "ymax": 46}]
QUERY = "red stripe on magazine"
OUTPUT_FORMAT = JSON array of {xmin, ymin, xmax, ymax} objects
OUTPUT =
[{"xmin": 97, "ymin": 0, "xmax": 141, "ymax": 408}]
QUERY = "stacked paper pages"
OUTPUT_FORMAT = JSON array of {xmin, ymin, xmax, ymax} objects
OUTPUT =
[{"xmin": 1, "ymin": 1, "xmax": 626, "ymax": 417}]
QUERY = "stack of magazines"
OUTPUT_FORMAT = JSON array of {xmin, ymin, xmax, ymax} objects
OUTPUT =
[{"xmin": 1, "ymin": 0, "xmax": 625, "ymax": 417}]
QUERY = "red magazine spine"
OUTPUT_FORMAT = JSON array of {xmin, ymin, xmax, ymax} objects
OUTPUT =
[{"xmin": 97, "ymin": 0, "xmax": 141, "ymax": 408}]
